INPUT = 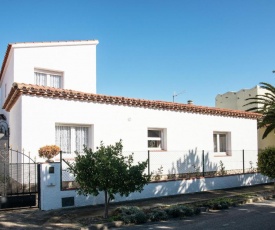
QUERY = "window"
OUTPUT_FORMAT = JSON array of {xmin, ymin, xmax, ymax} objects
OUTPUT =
[
  {"xmin": 148, "ymin": 129, "xmax": 166, "ymax": 150},
  {"xmin": 34, "ymin": 69, "xmax": 62, "ymax": 88},
  {"xmin": 213, "ymin": 132, "xmax": 231, "ymax": 155},
  {"xmin": 55, "ymin": 125, "xmax": 89, "ymax": 154}
]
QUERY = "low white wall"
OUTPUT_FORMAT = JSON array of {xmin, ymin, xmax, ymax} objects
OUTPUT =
[{"xmin": 40, "ymin": 163, "xmax": 271, "ymax": 211}]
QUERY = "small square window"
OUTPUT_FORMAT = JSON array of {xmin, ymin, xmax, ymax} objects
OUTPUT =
[{"xmin": 148, "ymin": 128, "xmax": 166, "ymax": 151}]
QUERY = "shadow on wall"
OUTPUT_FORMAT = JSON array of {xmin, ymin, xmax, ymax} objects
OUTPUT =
[
  {"xmin": 174, "ymin": 149, "xmax": 218, "ymax": 175},
  {"xmin": 149, "ymin": 149, "xmax": 219, "ymax": 197},
  {"xmin": 145, "ymin": 173, "xmax": 270, "ymax": 200}
]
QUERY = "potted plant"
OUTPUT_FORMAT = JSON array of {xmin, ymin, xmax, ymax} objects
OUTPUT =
[{"xmin": 38, "ymin": 145, "xmax": 60, "ymax": 162}]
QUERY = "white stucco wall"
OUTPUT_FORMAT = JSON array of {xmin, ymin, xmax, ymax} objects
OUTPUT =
[
  {"xmin": 14, "ymin": 43, "xmax": 97, "ymax": 93},
  {"xmin": 9, "ymin": 97, "xmax": 22, "ymax": 162},
  {"xmin": 13, "ymin": 95, "xmax": 259, "ymax": 172},
  {"xmin": 40, "ymin": 163, "xmax": 271, "ymax": 211},
  {"xmin": 0, "ymin": 50, "xmax": 14, "ymax": 119}
]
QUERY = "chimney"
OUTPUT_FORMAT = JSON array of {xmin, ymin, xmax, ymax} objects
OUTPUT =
[{"xmin": 187, "ymin": 100, "xmax": 193, "ymax": 105}]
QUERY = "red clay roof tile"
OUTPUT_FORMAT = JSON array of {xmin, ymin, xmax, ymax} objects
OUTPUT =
[{"xmin": 2, "ymin": 82, "xmax": 262, "ymax": 120}]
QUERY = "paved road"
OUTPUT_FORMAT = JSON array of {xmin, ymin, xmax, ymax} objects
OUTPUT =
[{"xmin": 112, "ymin": 198, "xmax": 275, "ymax": 230}]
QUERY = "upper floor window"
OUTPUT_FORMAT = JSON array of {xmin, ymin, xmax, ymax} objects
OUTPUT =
[{"xmin": 34, "ymin": 69, "xmax": 63, "ymax": 88}]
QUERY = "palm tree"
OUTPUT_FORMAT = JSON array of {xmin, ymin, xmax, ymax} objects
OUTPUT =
[{"xmin": 245, "ymin": 82, "xmax": 275, "ymax": 139}]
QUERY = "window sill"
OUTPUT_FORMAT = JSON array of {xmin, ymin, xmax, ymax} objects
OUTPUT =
[
  {"xmin": 214, "ymin": 154, "xmax": 231, "ymax": 157},
  {"xmin": 148, "ymin": 149, "xmax": 167, "ymax": 152}
]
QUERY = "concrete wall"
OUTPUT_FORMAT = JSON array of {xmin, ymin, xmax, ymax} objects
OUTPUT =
[
  {"xmin": 18, "ymin": 95, "xmax": 258, "ymax": 165},
  {"xmin": 216, "ymin": 86, "xmax": 275, "ymax": 150},
  {"xmin": 40, "ymin": 163, "xmax": 271, "ymax": 211}
]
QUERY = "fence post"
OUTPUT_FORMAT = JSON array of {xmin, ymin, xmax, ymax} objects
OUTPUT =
[
  {"xmin": 243, "ymin": 149, "xmax": 245, "ymax": 174},
  {"xmin": 148, "ymin": 150, "xmax": 150, "ymax": 176},
  {"xmin": 60, "ymin": 151, "xmax": 62, "ymax": 191},
  {"xmin": 202, "ymin": 150, "xmax": 205, "ymax": 177}
]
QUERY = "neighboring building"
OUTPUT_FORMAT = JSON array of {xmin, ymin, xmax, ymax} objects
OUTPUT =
[
  {"xmin": 0, "ymin": 40, "xmax": 260, "ymax": 173},
  {"xmin": 216, "ymin": 86, "xmax": 275, "ymax": 150}
]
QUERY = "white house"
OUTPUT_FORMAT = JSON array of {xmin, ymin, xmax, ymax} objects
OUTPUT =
[
  {"xmin": 216, "ymin": 86, "xmax": 274, "ymax": 150},
  {"xmin": 0, "ymin": 40, "xmax": 261, "ymax": 173}
]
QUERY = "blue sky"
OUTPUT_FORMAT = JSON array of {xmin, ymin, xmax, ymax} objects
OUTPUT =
[{"xmin": 1, "ymin": 0, "xmax": 275, "ymax": 106}]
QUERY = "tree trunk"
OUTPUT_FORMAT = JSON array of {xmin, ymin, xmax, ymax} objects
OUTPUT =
[
  {"xmin": 274, "ymin": 179, "xmax": 275, "ymax": 194},
  {"xmin": 104, "ymin": 190, "xmax": 108, "ymax": 218}
]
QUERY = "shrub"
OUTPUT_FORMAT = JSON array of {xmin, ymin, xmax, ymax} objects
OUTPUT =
[
  {"xmin": 38, "ymin": 145, "xmax": 60, "ymax": 160},
  {"xmin": 181, "ymin": 206, "xmax": 194, "ymax": 216},
  {"xmin": 149, "ymin": 209, "xmax": 168, "ymax": 222},
  {"xmin": 194, "ymin": 207, "xmax": 202, "ymax": 215},
  {"xmin": 165, "ymin": 206, "xmax": 184, "ymax": 218},
  {"xmin": 113, "ymin": 206, "xmax": 147, "ymax": 224},
  {"xmin": 258, "ymin": 147, "xmax": 275, "ymax": 191},
  {"xmin": 202, "ymin": 198, "xmax": 233, "ymax": 210}
]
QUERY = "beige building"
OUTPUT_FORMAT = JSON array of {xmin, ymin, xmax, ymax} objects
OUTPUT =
[{"xmin": 216, "ymin": 85, "xmax": 274, "ymax": 150}]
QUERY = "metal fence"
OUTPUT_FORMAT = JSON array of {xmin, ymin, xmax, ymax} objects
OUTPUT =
[
  {"xmin": 59, "ymin": 149, "xmax": 259, "ymax": 190},
  {"xmin": 0, "ymin": 149, "xmax": 38, "ymax": 196}
]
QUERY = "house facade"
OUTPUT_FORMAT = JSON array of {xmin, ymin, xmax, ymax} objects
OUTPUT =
[
  {"xmin": 216, "ymin": 86, "xmax": 274, "ymax": 150},
  {"xmin": 0, "ymin": 40, "xmax": 260, "ymax": 171}
]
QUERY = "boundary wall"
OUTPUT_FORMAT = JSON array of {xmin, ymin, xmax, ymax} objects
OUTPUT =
[{"xmin": 40, "ymin": 163, "xmax": 271, "ymax": 211}]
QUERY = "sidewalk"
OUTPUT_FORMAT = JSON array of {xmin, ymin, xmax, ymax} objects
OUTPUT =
[{"xmin": 0, "ymin": 183, "xmax": 274, "ymax": 229}]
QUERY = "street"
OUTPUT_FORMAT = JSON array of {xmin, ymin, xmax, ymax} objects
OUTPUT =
[{"xmin": 112, "ymin": 198, "xmax": 275, "ymax": 230}]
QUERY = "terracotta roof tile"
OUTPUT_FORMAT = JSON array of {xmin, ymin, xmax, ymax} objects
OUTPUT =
[{"xmin": 2, "ymin": 83, "xmax": 262, "ymax": 120}]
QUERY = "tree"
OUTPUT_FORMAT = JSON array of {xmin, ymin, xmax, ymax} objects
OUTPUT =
[
  {"xmin": 257, "ymin": 147, "xmax": 275, "ymax": 192},
  {"xmin": 65, "ymin": 140, "xmax": 150, "ymax": 218},
  {"xmin": 245, "ymin": 82, "xmax": 275, "ymax": 139}
]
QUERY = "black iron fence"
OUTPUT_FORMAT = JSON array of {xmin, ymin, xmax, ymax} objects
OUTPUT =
[{"xmin": 59, "ymin": 149, "xmax": 259, "ymax": 190}]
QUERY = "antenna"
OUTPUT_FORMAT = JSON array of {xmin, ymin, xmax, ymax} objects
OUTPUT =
[{"xmin": 173, "ymin": 90, "xmax": 185, "ymax": 102}]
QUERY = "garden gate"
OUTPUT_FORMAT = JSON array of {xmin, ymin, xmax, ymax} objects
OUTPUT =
[{"xmin": 0, "ymin": 146, "xmax": 40, "ymax": 209}]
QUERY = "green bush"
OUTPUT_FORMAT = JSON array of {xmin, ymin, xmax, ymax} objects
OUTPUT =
[
  {"xmin": 165, "ymin": 205, "xmax": 195, "ymax": 218},
  {"xmin": 165, "ymin": 206, "xmax": 185, "ymax": 218},
  {"xmin": 258, "ymin": 147, "xmax": 275, "ymax": 179},
  {"xmin": 202, "ymin": 197, "xmax": 233, "ymax": 209},
  {"xmin": 181, "ymin": 206, "xmax": 194, "ymax": 216},
  {"xmin": 113, "ymin": 206, "xmax": 147, "ymax": 224},
  {"xmin": 194, "ymin": 207, "xmax": 202, "ymax": 215},
  {"xmin": 149, "ymin": 209, "xmax": 168, "ymax": 222}
]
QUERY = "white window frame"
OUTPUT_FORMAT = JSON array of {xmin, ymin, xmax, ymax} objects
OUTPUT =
[
  {"xmin": 213, "ymin": 131, "xmax": 231, "ymax": 156},
  {"xmin": 55, "ymin": 124, "xmax": 91, "ymax": 154},
  {"xmin": 34, "ymin": 68, "xmax": 63, "ymax": 88},
  {"xmin": 147, "ymin": 128, "xmax": 166, "ymax": 151}
]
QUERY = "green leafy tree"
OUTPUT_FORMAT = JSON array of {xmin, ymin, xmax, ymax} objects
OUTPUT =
[
  {"xmin": 245, "ymin": 82, "xmax": 275, "ymax": 139},
  {"xmin": 65, "ymin": 140, "xmax": 150, "ymax": 218},
  {"xmin": 258, "ymin": 147, "xmax": 275, "ymax": 192}
]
